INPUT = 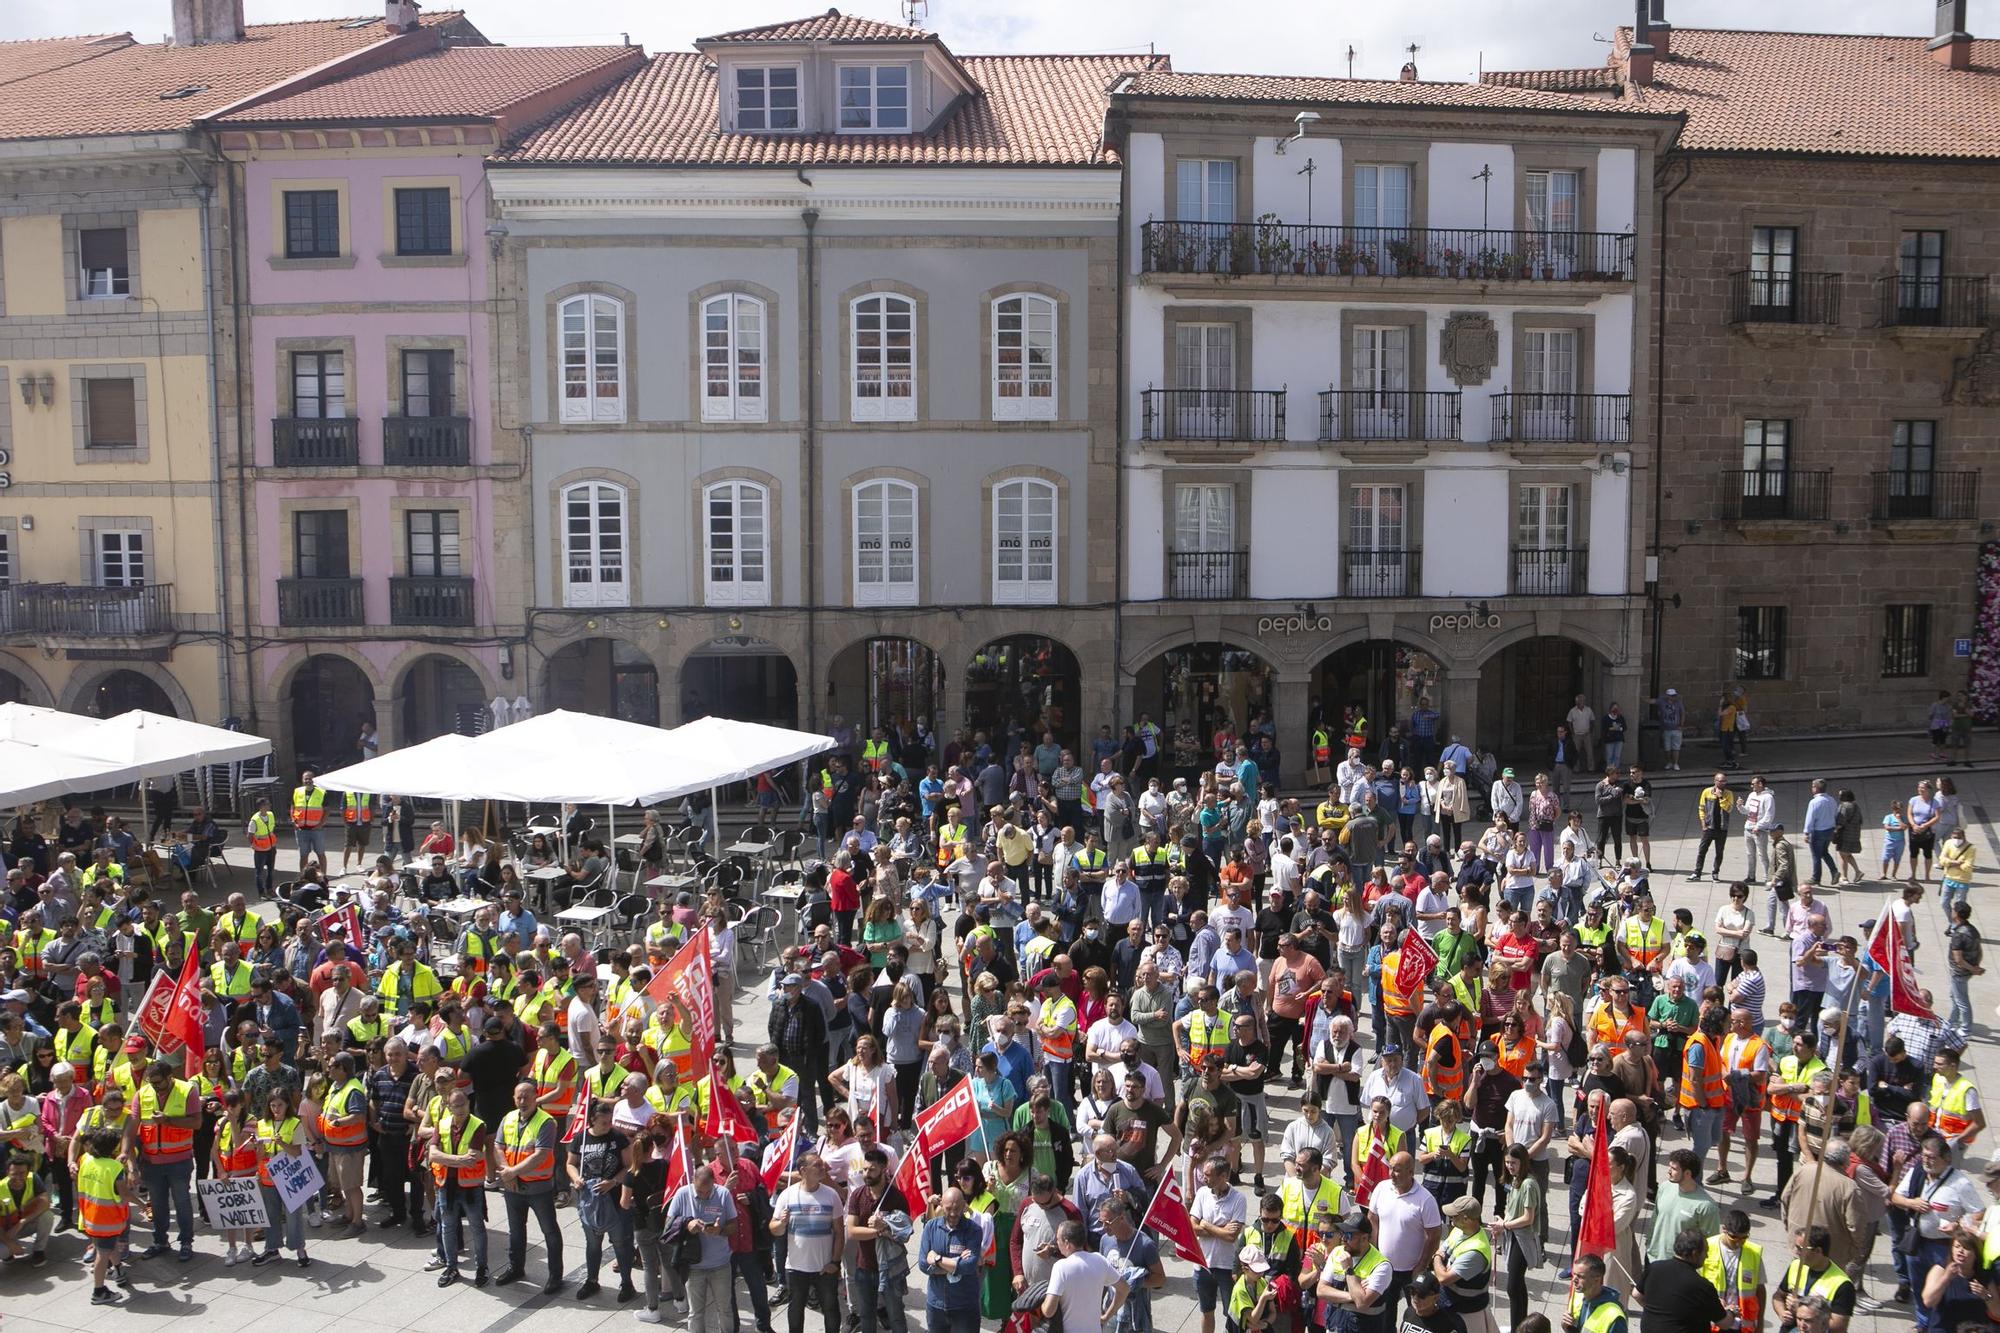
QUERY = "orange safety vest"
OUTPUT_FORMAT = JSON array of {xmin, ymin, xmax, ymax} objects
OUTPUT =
[
  {"xmin": 430, "ymin": 1113, "xmax": 487, "ymax": 1188},
  {"xmin": 136, "ymin": 1079, "xmax": 196, "ymax": 1163},
  {"xmin": 317, "ymin": 1078, "xmax": 369, "ymax": 1149},
  {"xmin": 248, "ymin": 811, "xmax": 278, "ymax": 852},
  {"xmin": 1679, "ymin": 1033, "xmax": 1728, "ymax": 1111},
  {"xmin": 1494, "ymin": 1033, "xmax": 1532, "ymax": 1080},
  {"xmin": 1622, "ymin": 916, "xmax": 1666, "ymax": 970},
  {"xmin": 292, "ymin": 785, "xmax": 327, "ymax": 827},
  {"xmin": 1724, "ymin": 1035, "xmax": 1771, "ymax": 1113},
  {"xmin": 343, "ymin": 793, "xmax": 372, "ymax": 826},
  {"xmin": 533, "ymin": 1047, "xmax": 577, "ymax": 1116},
  {"xmin": 1424, "ymin": 1023, "xmax": 1465, "ymax": 1105},
  {"xmin": 1381, "ymin": 950, "xmax": 1418, "ymax": 1018},
  {"xmin": 1312, "ymin": 729, "xmax": 1331, "ymax": 766},
  {"xmin": 498, "ymin": 1109, "xmax": 554, "ymax": 1184},
  {"xmin": 1591, "ymin": 1004, "xmax": 1647, "ymax": 1050},
  {"xmin": 77, "ymin": 1155, "xmax": 128, "ymax": 1240},
  {"xmin": 1039, "ymin": 997, "xmax": 1077, "ymax": 1063},
  {"xmin": 215, "ymin": 1119, "xmax": 259, "ymax": 1176}
]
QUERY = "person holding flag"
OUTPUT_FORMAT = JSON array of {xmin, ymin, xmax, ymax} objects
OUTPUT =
[
  {"xmin": 1560, "ymin": 1254, "xmax": 1628, "ymax": 1333},
  {"xmin": 666, "ymin": 1158, "xmax": 737, "ymax": 1333}
]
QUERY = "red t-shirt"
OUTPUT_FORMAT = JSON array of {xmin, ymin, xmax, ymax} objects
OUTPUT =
[
  {"xmin": 1494, "ymin": 932, "xmax": 1538, "ymax": 991},
  {"xmin": 828, "ymin": 867, "xmax": 861, "ymax": 912}
]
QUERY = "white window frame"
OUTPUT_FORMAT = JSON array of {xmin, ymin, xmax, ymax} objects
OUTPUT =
[
  {"xmin": 703, "ymin": 479, "xmax": 771, "ymax": 607},
  {"xmin": 560, "ymin": 480, "xmax": 629, "ymax": 608},
  {"xmin": 851, "ymin": 294, "xmax": 916, "ymax": 421},
  {"xmin": 1525, "ymin": 169, "xmax": 1581, "ymax": 233},
  {"xmin": 836, "ymin": 63, "xmax": 910, "ymax": 132},
  {"xmin": 1353, "ymin": 164, "xmax": 1412, "ymax": 230},
  {"xmin": 701, "ymin": 293, "xmax": 768, "ymax": 423},
  {"xmin": 1516, "ymin": 483, "xmax": 1573, "ymax": 550},
  {"xmin": 1174, "ymin": 158, "xmax": 1237, "ymax": 223},
  {"xmin": 992, "ymin": 478, "xmax": 1057, "ymax": 605},
  {"xmin": 733, "ymin": 64, "xmax": 801, "ymax": 131},
  {"xmin": 558, "ymin": 293, "xmax": 626, "ymax": 424},
  {"xmin": 96, "ymin": 529, "xmax": 146, "ymax": 588},
  {"xmin": 992, "ymin": 293, "xmax": 1056, "ymax": 421},
  {"xmin": 852, "ymin": 479, "xmax": 918, "ymax": 607}
]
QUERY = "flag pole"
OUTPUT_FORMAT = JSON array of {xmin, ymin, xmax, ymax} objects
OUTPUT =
[{"xmin": 1803, "ymin": 938, "xmax": 1862, "ymax": 1223}]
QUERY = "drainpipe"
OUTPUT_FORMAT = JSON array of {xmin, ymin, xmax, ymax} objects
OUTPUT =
[
  {"xmin": 802, "ymin": 202, "xmax": 820, "ymax": 731},
  {"xmin": 1110, "ymin": 115, "xmax": 1130, "ymax": 735},
  {"xmin": 1646, "ymin": 156, "xmax": 1692, "ymax": 705},
  {"xmin": 191, "ymin": 156, "xmax": 235, "ymax": 722},
  {"xmin": 224, "ymin": 150, "xmax": 259, "ymax": 729}
]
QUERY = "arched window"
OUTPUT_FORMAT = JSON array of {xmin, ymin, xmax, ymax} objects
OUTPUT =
[
  {"xmin": 852, "ymin": 478, "xmax": 917, "ymax": 606},
  {"xmin": 704, "ymin": 479, "xmax": 770, "ymax": 606},
  {"xmin": 561, "ymin": 480, "xmax": 629, "ymax": 606},
  {"xmin": 851, "ymin": 293, "xmax": 915, "ymax": 421},
  {"xmin": 992, "ymin": 477, "xmax": 1056, "ymax": 604},
  {"xmin": 701, "ymin": 292, "xmax": 766, "ymax": 422},
  {"xmin": 557, "ymin": 292, "xmax": 624, "ymax": 423},
  {"xmin": 992, "ymin": 293, "xmax": 1056, "ymax": 420}
]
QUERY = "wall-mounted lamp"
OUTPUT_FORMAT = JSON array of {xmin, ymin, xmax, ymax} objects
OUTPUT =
[
  {"xmin": 500, "ymin": 644, "xmax": 514, "ymax": 681},
  {"xmin": 38, "ymin": 373, "xmax": 54, "ymax": 406},
  {"xmin": 1274, "ymin": 109, "xmax": 1320, "ymax": 154},
  {"xmin": 17, "ymin": 375, "xmax": 33, "ymax": 407},
  {"xmin": 19, "ymin": 516, "xmax": 33, "ymax": 532}
]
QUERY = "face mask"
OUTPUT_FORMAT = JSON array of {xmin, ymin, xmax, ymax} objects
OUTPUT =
[
  {"xmin": 994, "ymin": 1033, "xmax": 1013, "ymax": 1050},
  {"xmin": 1084, "ymin": 927, "xmax": 1099, "ymax": 938},
  {"xmin": 1481, "ymin": 1057, "xmax": 1498, "ymax": 1071}
]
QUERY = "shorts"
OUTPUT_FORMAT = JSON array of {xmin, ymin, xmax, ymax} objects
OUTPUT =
[
  {"xmin": 1662, "ymin": 730, "xmax": 1683, "ymax": 751},
  {"xmin": 345, "ymin": 825, "xmax": 372, "ymax": 851},
  {"xmin": 327, "ymin": 1148, "xmax": 365, "ymax": 1192},
  {"xmin": 1931, "ymin": 727, "xmax": 1950, "ymax": 747},
  {"xmin": 1910, "ymin": 830, "xmax": 1936, "ymax": 856},
  {"xmin": 1237, "ymin": 1092, "xmax": 1268, "ymax": 1142},
  {"xmin": 1625, "ymin": 818, "xmax": 1650, "ymax": 838},
  {"xmin": 1196, "ymin": 1265, "xmax": 1232, "ymax": 1312},
  {"xmin": 1722, "ymin": 1105, "xmax": 1762, "ymax": 1139}
]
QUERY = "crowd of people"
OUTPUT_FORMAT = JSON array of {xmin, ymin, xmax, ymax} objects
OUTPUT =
[{"xmin": 0, "ymin": 729, "xmax": 1993, "ymax": 1333}]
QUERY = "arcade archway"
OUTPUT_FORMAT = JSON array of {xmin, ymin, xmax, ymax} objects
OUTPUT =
[
  {"xmin": 82, "ymin": 669, "xmax": 178, "ymax": 719},
  {"xmin": 1312, "ymin": 640, "xmax": 1444, "ymax": 766},
  {"xmin": 680, "ymin": 637, "xmax": 798, "ymax": 728},
  {"xmin": 1133, "ymin": 642, "xmax": 1275, "ymax": 783},
  {"xmin": 963, "ymin": 636, "xmax": 1080, "ymax": 754},
  {"xmin": 398, "ymin": 653, "xmax": 487, "ymax": 744},
  {"xmin": 827, "ymin": 637, "xmax": 941, "ymax": 740},
  {"xmin": 1478, "ymin": 635, "xmax": 1611, "ymax": 753},
  {"xmin": 546, "ymin": 637, "xmax": 660, "ymax": 726},
  {"xmin": 288, "ymin": 654, "xmax": 376, "ymax": 772}
]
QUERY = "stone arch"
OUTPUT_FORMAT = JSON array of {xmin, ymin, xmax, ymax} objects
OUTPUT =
[
  {"xmin": 1120, "ymin": 624, "xmax": 1279, "ymax": 680},
  {"xmin": 0, "ymin": 650, "xmax": 55, "ymax": 707},
  {"xmin": 58, "ymin": 661, "xmax": 193, "ymax": 719},
  {"xmin": 269, "ymin": 644, "xmax": 388, "ymax": 704},
  {"xmin": 1471, "ymin": 619, "xmax": 1625, "ymax": 670},
  {"xmin": 540, "ymin": 634, "xmax": 665, "ymax": 726},
  {"xmin": 1305, "ymin": 623, "xmax": 1463, "ymax": 675}
]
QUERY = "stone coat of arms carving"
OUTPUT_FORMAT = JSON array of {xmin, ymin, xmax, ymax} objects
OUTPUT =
[{"xmin": 1441, "ymin": 312, "xmax": 1499, "ymax": 387}]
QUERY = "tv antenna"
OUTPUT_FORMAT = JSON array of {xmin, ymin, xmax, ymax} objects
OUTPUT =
[
  {"xmin": 1345, "ymin": 44, "xmax": 1356, "ymax": 78},
  {"xmin": 901, "ymin": 0, "xmax": 928, "ymax": 25},
  {"xmin": 1472, "ymin": 163, "xmax": 1493, "ymax": 229}
]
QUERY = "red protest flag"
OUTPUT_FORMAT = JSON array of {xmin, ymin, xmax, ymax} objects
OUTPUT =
[
  {"xmin": 759, "ymin": 1112, "xmax": 800, "ymax": 1194},
  {"xmin": 1354, "ymin": 1126, "xmax": 1391, "ymax": 1209},
  {"xmin": 703, "ymin": 1075, "xmax": 758, "ymax": 1145},
  {"xmin": 1140, "ymin": 1159, "xmax": 1207, "ymax": 1266},
  {"xmin": 133, "ymin": 971, "xmax": 176, "ymax": 1049},
  {"xmin": 913, "ymin": 1075, "xmax": 979, "ymax": 1156},
  {"xmin": 1000, "ymin": 1311, "xmax": 1037, "ymax": 1333},
  {"xmin": 1393, "ymin": 927, "xmax": 1438, "ymax": 999},
  {"xmin": 648, "ymin": 926, "xmax": 718, "ymax": 1069},
  {"xmin": 1575, "ymin": 1098, "xmax": 1616, "ymax": 1261},
  {"xmin": 891, "ymin": 1131, "xmax": 933, "ymax": 1208},
  {"xmin": 661, "ymin": 1125, "xmax": 694, "ymax": 1204},
  {"xmin": 163, "ymin": 942, "xmax": 205, "ymax": 1060},
  {"xmin": 1867, "ymin": 902, "xmax": 1938, "ymax": 1021}
]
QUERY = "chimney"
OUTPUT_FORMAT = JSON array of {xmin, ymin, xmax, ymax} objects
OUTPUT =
[
  {"xmin": 385, "ymin": 0, "xmax": 422, "ymax": 34},
  {"xmin": 1399, "ymin": 60, "xmax": 1419, "ymax": 82},
  {"xmin": 170, "ymin": 0, "xmax": 244, "ymax": 44},
  {"xmin": 1648, "ymin": 0, "xmax": 1672, "ymax": 58},
  {"xmin": 1929, "ymin": 0, "xmax": 1972, "ymax": 68},
  {"xmin": 1628, "ymin": 0, "xmax": 1656, "ymax": 86}
]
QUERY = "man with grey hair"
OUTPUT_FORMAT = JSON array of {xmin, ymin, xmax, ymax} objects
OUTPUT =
[
  {"xmin": 1780, "ymin": 1137, "xmax": 1865, "ymax": 1272},
  {"xmin": 368, "ymin": 1036, "xmax": 420, "ymax": 1231}
]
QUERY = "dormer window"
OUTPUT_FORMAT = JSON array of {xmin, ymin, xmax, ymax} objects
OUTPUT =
[
  {"xmin": 838, "ymin": 64, "xmax": 908, "ymax": 131},
  {"xmin": 735, "ymin": 66, "xmax": 799, "ymax": 131}
]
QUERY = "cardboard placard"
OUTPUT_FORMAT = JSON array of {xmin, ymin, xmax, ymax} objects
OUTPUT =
[
  {"xmin": 198, "ymin": 1177, "xmax": 269, "ymax": 1230},
  {"xmin": 265, "ymin": 1149, "xmax": 324, "ymax": 1216}
]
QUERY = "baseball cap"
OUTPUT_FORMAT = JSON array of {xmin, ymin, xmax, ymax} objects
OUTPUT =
[
  {"xmin": 1408, "ymin": 1273, "xmax": 1442, "ymax": 1298},
  {"xmin": 1442, "ymin": 1194, "xmax": 1482, "ymax": 1220},
  {"xmin": 1501, "ymin": 767, "xmax": 1515, "ymax": 778},
  {"xmin": 1380, "ymin": 1044, "xmax": 1402, "ymax": 1058},
  {"xmin": 1665, "ymin": 687, "xmax": 1678, "ymax": 696},
  {"xmin": 781, "ymin": 972, "xmax": 805, "ymax": 987},
  {"xmin": 1238, "ymin": 1246, "xmax": 1270, "ymax": 1273},
  {"xmin": 0, "ymin": 989, "xmax": 29, "ymax": 1004},
  {"xmin": 1334, "ymin": 1211, "xmax": 1370, "ymax": 1235}
]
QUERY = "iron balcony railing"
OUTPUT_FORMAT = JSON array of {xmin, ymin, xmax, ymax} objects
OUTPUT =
[
  {"xmin": 272, "ymin": 416, "xmax": 359, "ymax": 467},
  {"xmin": 390, "ymin": 575, "xmax": 475, "ymax": 626},
  {"xmin": 1869, "ymin": 471, "xmax": 1980, "ymax": 521},
  {"xmin": 1343, "ymin": 547, "xmax": 1420, "ymax": 599},
  {"xmin": 1490, "ymin": 392, "xmax": 1632, "ymax": 444},
  {"xmin": 276, "ymin": 577, "xmax": 364, "ymax": 627},
  {"xmin": 0, "ymin": 583, "xmax": 173, "ymax": 636},
  {"xmin": 1728, "ymin": 469, "xmax": 1833, "ymax": 521},
  {"xmin": 1729, "ymin": 270, "xmax": 1843, "ymax": 325},
  {"xmin": 1139, "ymin": 220, "xmax": 1635, "ymax": 281},
  {"xmin": 1318, "ymin": 390, "xmax": 1462, "ymax": 443},
  {"xmin": 1168, "ymin": 550, "xmax": 1248, "ymax": 600},
  {"xmin": 382, "ymin": 416, "xmax": 471, "ymax": 467},
  {"xmin": 1511, "ymin": 547, "xmax": 1589, "ymax": 596},
  {"xmin": 1140, "ymin": 389, "xmax": 1286, "ymax": 443},
  {"xmin": 1879, "ymin": 275, "xmax": 1990, "ymax": 328}
]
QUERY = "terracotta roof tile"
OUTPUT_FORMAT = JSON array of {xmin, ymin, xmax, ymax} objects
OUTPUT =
[
  {"xmin": 1480, "ymin": 66, "xmax": 1621, "ymax": 93},
  {"xmin": 500, "ymin": 51, "xmax": 1160, "ymax": 168},
  {"xmin": 698, "ymin": 9, "xmax": 928, "ymax": 45},
  {"xmin": 0, "ymin": 12, "xmax": 464, "ymax": 143},
  {"xmin": 1117, "ymin": 69, "xmax": 1661, "ymax": 116},
  {"xmin": 213, "ymin": 44, "xmax": 637, "ymax": 123},
  {"xmin": 0, "ymin": 33, "xmax": 135, "ymax": 90},
  {"xmin": 1610, "ymin": 27, "xmax": 2000, "ymax": 158}
]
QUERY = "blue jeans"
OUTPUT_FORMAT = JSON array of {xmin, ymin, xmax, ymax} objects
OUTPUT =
[
  {"xmin": 296, "ymin": 827, "xmax": 326, "ymax": 863},
  {"xmin": 1900, "ymin": 1235, "xmax": 1950, "ymax": 1332},
  {"xmin": 260, "ymin": 1182, "xmax": 305, "ymax": 1255},
  {"xmin": 437, "ymin": 1183, "xmax": 488, "ymax": 1275},
  {"xmin": 1046, "ymin": 1059, "xmax": 1075, "ymax": 1109},
  {"xmin": 731, "ymin": 1251, "xmax": 776, "ymax": 1333},
  {"xmin": 1142, "ymin": 888, "xmax": 1167, "ymax": 930},
  {"xmin": 924, "ymin": 1308, "xmax": 979, "ymax": 1333},
  {"xmin": 1943, "ymin": 880, "xmax": 1971, "ymax": 919},
  {"xmin": 1687, "ymin": 1107, "xmax": 1721, "ymax": 1166},
  {"xmin": 1603, "ymin": 741, "xmax": 1623, "ymax": 770},
  {"xmin": 1806, "ymin": 830, "xmax": 1836, "ymax": 884},
  {"xmin": 140, "ymin": 1158, "xmax": 193, "ymax": 1249},
  {"xmin": 1949, "ymin": 971, "xmax": 1974, "ymax": 1034}
]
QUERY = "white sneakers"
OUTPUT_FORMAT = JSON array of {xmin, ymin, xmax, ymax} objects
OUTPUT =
[
  {"xmin": 223, "ymin": 1246, "xmax": 245, "ymax": 1266},
  {"xmin": 634, "ymin": 1310, "xmax": 664, "ymax": 1324}
]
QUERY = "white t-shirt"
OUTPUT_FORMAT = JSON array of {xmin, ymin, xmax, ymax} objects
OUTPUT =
[
  {"xmin": 1086, "ymin": 1018, "xmax": 1138, "ymax": 1062},
  {"xmin": 611, "ymin": 1098, "xmax": 656, "ymax": 1137},
  {"xmin": 1504, "ymin": 1087, "xmax": 1559, "ymax": 1161},
  {"xmin": 1047, "ymin": 1250, "xmax": 1122, "ymax": 1333},
  {"xmin": 776, "ymin": 1183, "xmax": 844, "ymax": 1272},
  {"xmin": 567, "ymin": 995, "xmax": 602, "ymax": 1060},
  {"xmin": 1209, "ymin": 903, "xmax": 1254, "ymax": 942},
  {"xmin": 1368, "ymin": 1180, "xmax": 1443, "ymax": 1269},
  {"xmin": 1189, "ymin": 1183, "xmax": 1248, "ymax": 1269}
]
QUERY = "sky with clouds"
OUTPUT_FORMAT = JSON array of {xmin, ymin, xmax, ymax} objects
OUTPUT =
[{"xmin": 7, "ymin": 0, "xmax": 1962, "ymax": 83}]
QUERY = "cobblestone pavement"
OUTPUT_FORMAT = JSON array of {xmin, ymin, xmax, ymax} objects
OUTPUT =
[{"xmin": 4, "ymin": 764, "xmax": 1992, "ymax": 1333}]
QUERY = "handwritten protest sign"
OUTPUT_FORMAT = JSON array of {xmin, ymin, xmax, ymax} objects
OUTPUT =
[
  {"xmin": 266, "ymin": 1150, "xmax": 324, "ymax": 1217},
  {"xmin": 198, "ymin": 1177, "xmax": 269, "ymax": 1231}
]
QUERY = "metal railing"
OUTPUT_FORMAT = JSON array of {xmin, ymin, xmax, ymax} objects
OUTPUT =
[
  {"xmin": 1490, "ymin": 392, "xmax": 1631, "ymax": 444},
  {"xmin": 1139, "ymin": 220, "xmax": 1635, "ymax": 281},
  {"xmin": 0, "ymin": 583, "xmax": 173, "ymax": 635},
  {"xmin": 1140, "ymin": 389, "xmax": 1286, "ymax": 443},
  {"xmin": 1879, "ymin": 275, "xmax": 1990, "ymax": 328},
  {"xmin": 1728, "ymin": 469, "xmax": 1832, "ymax": 521},
  {"xmin": 382, "ymin": 416, "xmax": 471, "ymax": 467},
  {"xmin": 1869, "ymin": 471, "xmax": 1980, "ymax": 521},
  {"xmin": 1729, "ymin": 270, "xmax": 1842, "ymax": 325},
  {"xmin": 1168, "ymin": 549, "xmax": 1248, "ymax": 600},
  {"xmin": 276, "ymin": 578, "xmax": 364, "ymax": 627},
  {"xmin": 1343, "ymin": 547, "xmax": 1420, "ymax": 598},
  {"xmin": 390, "ymin": 575, "xmax": 475, "ymax": 625},
  {"xmin": 1318, "ymin": 390, "xmax": 1461, "ymax": 442},
  {"xmin": 1511, "ymin": 547, "xmax": 1589, "ymax": 596},
  {"xmin": 272, "ymin": 416, "xmax": 359, "ymax": 467}
]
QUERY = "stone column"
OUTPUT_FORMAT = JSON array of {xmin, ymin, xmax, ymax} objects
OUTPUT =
[
  {"xmin": 1440, "ymin": 670, "xmax": 1482, "ymax": 752},
  {"xmin": 1274, "ymin": 674, "xmax": 1310, "ymax": 790}
]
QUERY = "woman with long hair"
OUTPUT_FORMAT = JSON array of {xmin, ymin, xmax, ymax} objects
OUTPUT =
[
  {"xmin": 883, "ymin": 978, "xmax": 925, "ymax": 1131},
  {"xmin": 211, "ymin": 1089, "xmax": 260, "ymax": 1265},
  {"xmin": 1495, "ymin": 1143, "xmax": 1544, "ymax": 1328},
  {"xmin": 253, "ymin": 1085, "xmax": 310, "ymax": 1268},
  {"xmin": 979, "ymin": 1132, "xmax": 1032, "ymax": 1321},
  {"xmin": 827, "ymin": 1032, "xmax": 895, "ymax": 1131},
  {"xmin": 193, "ymin": 1046, "xmax": 231, "ymax": 1182}
]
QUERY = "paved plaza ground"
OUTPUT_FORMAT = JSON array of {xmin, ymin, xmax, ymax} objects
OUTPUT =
[{"xmin": 4, "ymin": 737, "xmax": 1995, "ymax": 1333}]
